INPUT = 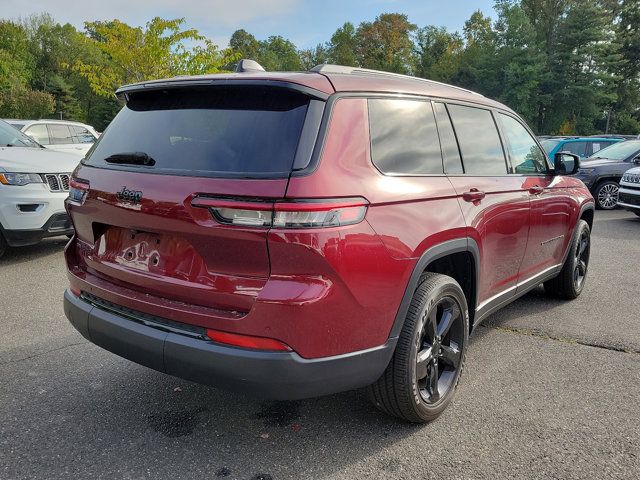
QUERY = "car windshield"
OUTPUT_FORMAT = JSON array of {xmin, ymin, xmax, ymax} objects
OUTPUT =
[
  {"xmin": 540, "ymin": 139, "xmax": 560, "ymax": 153},
  {"xmin": 0, "ymin": 120, "xmax": 41, "ymax": 148},
  {"xmin": 588, "ymin": 140, "xmax": 640, "ymax": 161}
]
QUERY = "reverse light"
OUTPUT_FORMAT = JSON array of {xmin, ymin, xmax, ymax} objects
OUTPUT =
[
  {"xmin": 68, "ymin": 178, "xmax": 90, "ymax": 204},
  {"xmin": 192, "ymin": 197, "xmax": 368, "ymax": 229},
  {"xmin": 206, "ymin": 329, "xmax": 292, "ymax": 352},
  {"xmin": 0, "ymin": 173, "xmax": 43, "ymax": 186}
]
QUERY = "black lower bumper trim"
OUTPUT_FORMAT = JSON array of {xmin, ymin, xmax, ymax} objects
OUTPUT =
[
  {"xmin": 63, "ymin": 290, "xmax": 396, "ymax": 400},
  {"xmin": 2, "ymin": 213, "xmax": 73, "ymax": 247}
]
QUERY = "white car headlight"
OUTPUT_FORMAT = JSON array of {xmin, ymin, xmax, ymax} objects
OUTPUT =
[{"xmin": 0, "ymin": 173, "xmax": 44, "ymax": 186}]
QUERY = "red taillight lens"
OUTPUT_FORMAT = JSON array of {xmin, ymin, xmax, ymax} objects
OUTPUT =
[
  {"xmin": 206, "ymin": 329, "xmax": 292, "ymax": 352},
  {"xmin": 68, "ymin": 178, "xmax": 90, "ymax": 205},
  {"xmin": 191, "ymin": 197, "xmax": 368, "ymax": 229}
]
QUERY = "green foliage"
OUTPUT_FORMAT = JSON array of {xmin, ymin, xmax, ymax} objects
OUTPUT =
[
  {"xmin": 355, "ymin": 13, "xmax": 417, "ymax": 74},
  {"xmin": 0, "ymin": 3, "xmax": 638, "ymax": 135},
  {"xmin": 73, "ymin": 17, "xmax": 237, "ymax": 96},
  {"xmin": 0, "ymin": 85, "xmax": 55, "ymax": 118},
  {"xmin": 327, "ymin": 23, "xmax": 358, "ymax": 66}
]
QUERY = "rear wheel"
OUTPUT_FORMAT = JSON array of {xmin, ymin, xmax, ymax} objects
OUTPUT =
[
  {"xmin": 367, "ymin": 273, "xmax": 469, "ymax": 423},
  {"xmin": 544, "ymin": 219, "xmax": 591, "ymax": 299},
  {"xmin": 594, "ymin": 180, "xmax": 619, "ymax": 210}
]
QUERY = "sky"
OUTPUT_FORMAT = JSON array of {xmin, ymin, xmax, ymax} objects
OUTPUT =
[{"xmin": 4, "ymin": 0, "xmax": 496, "ymax": 49}]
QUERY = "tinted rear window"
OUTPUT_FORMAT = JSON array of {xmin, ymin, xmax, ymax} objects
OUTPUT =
[
  {"xmin": 85, "ymin": 87, "xmax": 310, "ymax": 177},
  {"xmin": 368, "ymin": 98, "xmax": 443, "ymax": 175},
  {"xmin": 447, "ymin": 104, "xmax": 507, "ymax": 175}
]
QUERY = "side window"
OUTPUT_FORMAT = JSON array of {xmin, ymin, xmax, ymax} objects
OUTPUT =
[
  {"xmin": 497, "ymin": 113, "xmax": 548, "ymax": 174},
  {"xmin": 368, "ymin": 98, "xmax": 443, "ymax": 175},
  {"xmin": 562, "ymin": 141, "xmax": 588, "ymax": 158},
  {"xmin": 447, "ymin": 104, "xmax": 507, "ymax": 175},
  {"xmin": 48, "ymin": 124, "xmax": 74, "ymax": 145},
  {"xmin": 433, "ymin": 102, "xmax": 463, "ymax": 174},
  {"xmin": 71, "ymin": 126, "xmax": 96, "ymax": 144},
  {"xmin": 25, "ymin": 124, "xmax": 50, "ymax": 145}
]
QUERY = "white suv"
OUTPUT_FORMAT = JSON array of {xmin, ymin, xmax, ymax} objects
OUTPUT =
[
  {"xmin": 4, "ymin": 119, "xmax": 99, "ymax": 157},
  {"xmin": 0, "ymin": 120, "xmax": 81, "ymax": 257},
  {"xmin": 619, "ymin": 167, "xmax": 640, "ymax": 217}
]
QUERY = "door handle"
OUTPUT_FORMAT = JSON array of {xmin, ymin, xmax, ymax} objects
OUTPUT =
[
  {"xmin": 462, "ymin": 189, "xmax": 486, "ymax": 202},
  {"xmin": 529, "ymin": 185, "xmax": 544, "ymax": 195}
]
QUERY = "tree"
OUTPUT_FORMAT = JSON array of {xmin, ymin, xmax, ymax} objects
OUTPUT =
[
  {"xmin": 299, "ymin": 44, "xmax": 329, "ymax": 70},
  {"xmin": 73, "ymin": 17, "xmax": 237, "ymax": 97},
  {"xmin": 355, "ymin": 13, "xmax": 417, "ymax": 74},
  {"xmin": 256, "ymin": 35, "xmax": 302, "ymax": 71},
  {"xmin": 414, "ymin": 26, "xmax": 463, "ymax": 82},
  {"xmin": 229, "ymin": 29, "xmax": 260, "ymax": 60},
  {"xmin": 327, "ymin": 22, "xmax": 358, "ymax": 66},
  {"xmin": 611, "ymin": 0, "xmax": 640, "ymax": 133}
]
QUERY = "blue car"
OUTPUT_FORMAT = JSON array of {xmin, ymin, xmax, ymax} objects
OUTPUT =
[{"xmin": 540, "ymin": 137, "xmax": 623, "ymax": 160}]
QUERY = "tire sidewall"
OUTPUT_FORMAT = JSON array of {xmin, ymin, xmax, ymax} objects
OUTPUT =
[
  {"xmin": 407, "ymin": 279, "xmax": 469, "ymax": 420},
  {"xmin": 567, "ymin": 220, "xmax": 591, "ymax": 296}
]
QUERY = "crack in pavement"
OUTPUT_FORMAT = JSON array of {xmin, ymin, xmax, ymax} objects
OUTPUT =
[
  {"xmin": 0, "ymin": 341, "xmax": 88, "ymax": 366},
  {"xmin": 482, "ymin": 324, "xmax": 640, "ymax": 355}
]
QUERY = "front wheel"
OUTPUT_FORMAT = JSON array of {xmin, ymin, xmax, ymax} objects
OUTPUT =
[
  {"xmin": 544, "ymin": 219, "xmax": 591, "ymax": 299},
  {"xmin": 594, "ymin": 180, "xmax": 619, "ymax": 210},
  {"xmin": 367, "ymin": 273, "xmax": 469, "ymax": 423}
]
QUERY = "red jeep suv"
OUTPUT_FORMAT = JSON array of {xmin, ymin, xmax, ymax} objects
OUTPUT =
[{"xmin": 63, "ymin": 63, "xmax": 595, "ymax": 422}]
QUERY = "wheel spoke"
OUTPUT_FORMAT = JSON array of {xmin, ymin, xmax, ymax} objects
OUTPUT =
[
  {"xmin": 579, "ymin": 260, "xmax": 587, "ymax": 275},
  {"xmin": 440, "ymin": 343, "xmax": 461, "ymax": 368},
  {"xmin": 425, "ymin": 309, "xmax": 437, "ymax": 341},
  {"xmin": 578, "ymin": 238, "xmax": 587, "ymax": 256},
  {"xmin": 416, "ymin": 346, "xmax": 433, "ymax": 380},
  {"xmin": 437, "ymin": 303, "xmax": 459, "ymax": 338},
  {"xmin": 427, "ymin": 360, "xmax": 439, "ymax": 401}
]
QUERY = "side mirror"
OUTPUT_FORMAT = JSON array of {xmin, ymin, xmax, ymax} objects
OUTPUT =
[
  {"xmin": 554, "ymin": 151, "xmax": 580, "ymax": 175},
  {"xmin": 633, "ymin": 156, "xmax": 640, "ymax": 165}
]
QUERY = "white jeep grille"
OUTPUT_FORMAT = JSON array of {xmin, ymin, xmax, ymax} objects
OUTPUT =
[{"xmin": 42, "ymin": 173, "xmax": 71, "ymax": 192}]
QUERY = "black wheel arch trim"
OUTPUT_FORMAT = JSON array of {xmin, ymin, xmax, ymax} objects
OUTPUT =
[{"xmin": 388, "ymin": 238, "xmax": 480, "ymax": 340}]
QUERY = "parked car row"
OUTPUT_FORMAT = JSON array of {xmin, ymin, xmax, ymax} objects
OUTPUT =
[
  {"xmin": 3, "ymin": 119, "xmax": 99, "ymax": 156},
  {"xmin": 540, "ymin": 135, "xmax": 640, "ymax": 209}
]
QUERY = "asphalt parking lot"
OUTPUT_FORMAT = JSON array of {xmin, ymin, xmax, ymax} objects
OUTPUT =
[{"xmin": 1, "ymin": 209, "xmax": 638, "ymax": 480}]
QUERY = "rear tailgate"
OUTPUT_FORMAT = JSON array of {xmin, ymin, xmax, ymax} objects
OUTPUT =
[
  {"xmin": 69, "ymin": 169, "xmax": 288, "ymax": 313},
  {"xmin": 66, "ymin": 83, "xmax": 325, "ymax": 316}
]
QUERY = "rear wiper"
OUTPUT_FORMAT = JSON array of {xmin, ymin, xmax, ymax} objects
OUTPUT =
[{"xmin": 104, "ymin": 152, "xmax": 156, "ymax": 166}]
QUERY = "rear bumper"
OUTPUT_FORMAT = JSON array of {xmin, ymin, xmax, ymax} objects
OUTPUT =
[
  {"xmin": 64, "ymin": 290, "xmax": 395, "ymax": 400},
  {"xmin": 1, "ymin": 213, "xmax": 73, "ymax": 247}
]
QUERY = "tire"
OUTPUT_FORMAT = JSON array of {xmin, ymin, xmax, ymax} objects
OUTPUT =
[
  {"xmin": 594, "ymin": 180, "xmax": 619, "ymax": 210},
  {"xmin": 0, "ymin": 233, "xmax": 6, "ymax": 259},
  {"xmin": 544, "ymin": 219, "xmax": 591, "ymax": 300},
  {"xmin": 367, "ymin": 272, "xmax": 469, "ymax": 423}
]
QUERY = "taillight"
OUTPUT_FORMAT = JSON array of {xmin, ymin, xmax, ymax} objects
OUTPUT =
[
  {"xmin": 68, "ymin": 178, "xmax": 90, "ymax": 205},
  {"xmin": 206, "ymin": 329, "xmax": 292, "ymax": 352},
  {"xmin": 191, "ymin": 197, "xmax": 368, "ymax": 229}
]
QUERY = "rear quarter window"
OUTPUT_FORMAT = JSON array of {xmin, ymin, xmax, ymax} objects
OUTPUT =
[
  {"xmin": 84, "ymin": 87, "xmax": 311, "ymax": 178},
  {"xmin": 368, "ymin": 98, "xmax": 443, "ymax": 175}
]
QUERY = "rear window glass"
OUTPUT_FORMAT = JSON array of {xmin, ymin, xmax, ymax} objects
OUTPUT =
[
  {"xmin": 447, "ymin": 104, "xmax": 507, "ymax": 175},
  {"xmin": 368, "ymin": 98, "xmax": 443, "ymax": 175},
  {"xmin": 85, "ymin": 87, "xmax": 310, "ymax": 177}
]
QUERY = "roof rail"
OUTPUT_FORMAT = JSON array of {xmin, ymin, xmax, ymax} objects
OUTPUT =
[
  {"xmin": 310, "ymin": 64, "xmax": 483, "ymax": 97},
  {"xmin": 236, "ymin": 59, "xmax": 266, "ymax": 73}
]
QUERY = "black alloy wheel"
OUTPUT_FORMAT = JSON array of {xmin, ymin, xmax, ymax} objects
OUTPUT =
[{"xmin": 416, "ymin": 296, "xmax": 464, "ymax": 404}]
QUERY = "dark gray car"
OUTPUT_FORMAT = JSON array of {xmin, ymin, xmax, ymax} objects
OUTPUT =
[{"xmin": 573, "ymin": 140, "xmax": 640, "ymax": 209}]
